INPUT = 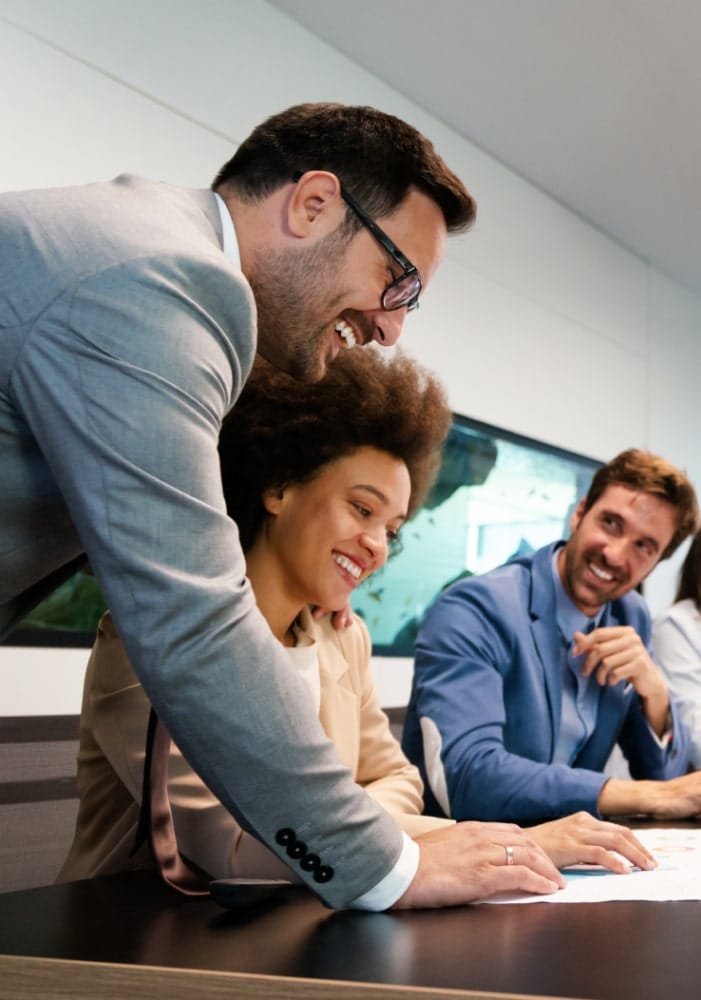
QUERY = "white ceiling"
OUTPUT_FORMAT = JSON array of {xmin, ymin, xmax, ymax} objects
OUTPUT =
[{"xmin": 272, "ymin": 0, "xmax": 701, "ymax": 297}]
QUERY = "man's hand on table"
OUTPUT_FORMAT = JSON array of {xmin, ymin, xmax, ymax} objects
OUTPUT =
[{"xmin": 393, "ymin": 822, "xmax": 566, "ymax": 909}]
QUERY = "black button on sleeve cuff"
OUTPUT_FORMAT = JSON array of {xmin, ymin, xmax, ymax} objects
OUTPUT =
[{"xmin": 274, "ymin": 828, "xmax": 334, "ymax": 883}]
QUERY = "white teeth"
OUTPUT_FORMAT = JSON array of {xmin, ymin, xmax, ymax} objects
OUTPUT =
[
  {"xmin": 335, "ymin": 320, "xmax": 357, "ymax": 349},
  {"xmin": 589, "ymin": 562, "xmax": 613, "ymax": 581},
  {"xmin": 333, "ymin": 553, "xmax": 361, "ymax": 579}
]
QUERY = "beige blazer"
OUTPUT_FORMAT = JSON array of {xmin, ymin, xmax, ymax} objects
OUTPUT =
[{"xmin": 58, "ymin": 610, "xmax": 450, "ymax": 884}]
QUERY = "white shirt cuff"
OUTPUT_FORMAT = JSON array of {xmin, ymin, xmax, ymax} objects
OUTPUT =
[
  {"xmin": 650, "ymin": 724, "xmax": 673, "ymax": 750},
  {"xmin": 347, "ymin": 833, "xmax": 419, "ymax": 911},
  {"xmin": 646, "ymin": 710, "xmax": 673, "ymax": 750}
]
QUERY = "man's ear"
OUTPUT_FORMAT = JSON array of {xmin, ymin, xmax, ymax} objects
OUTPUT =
[
  {"xmin": 287, "ymin": 170, "xmax": 344, "ymax": 239},
  {"xmin": 262, "ymin": 485, "xmax": 286, "ymax": 515},
  {"xmin": 570, "ymin": 498, "xmax": 586, "ymax": 533}
]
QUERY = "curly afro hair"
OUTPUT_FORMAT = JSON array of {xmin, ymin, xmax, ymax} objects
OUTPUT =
[{"xmin": 219, "ymin": 347, "xmax": 452, "ymax": 551}]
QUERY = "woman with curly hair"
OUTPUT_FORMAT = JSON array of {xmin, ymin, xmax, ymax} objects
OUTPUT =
[{"xmin": 58, "ymin": 347, "xmax": 460, "ymax": 885}]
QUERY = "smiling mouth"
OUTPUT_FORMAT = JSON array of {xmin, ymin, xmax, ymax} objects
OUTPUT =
[
  {"xmin": 335, "ymin": 319, "xmax": 357, "ymax": 350},
  {"xmin": 587, "ymin": 560, "xmax": 615, "ymax": 583},
  {"xmin": 333, "ymin": 552, "xmax": 362, "ymax": 580}
]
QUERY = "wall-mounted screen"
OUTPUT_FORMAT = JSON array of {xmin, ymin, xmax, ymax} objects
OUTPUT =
[
  {"xmin": 4, "ymin": 414, "xmax": 600, "ymax": 653},
  {"xmin": 351, "ymin": 414, "xmax": 601, "ymax": 655}
]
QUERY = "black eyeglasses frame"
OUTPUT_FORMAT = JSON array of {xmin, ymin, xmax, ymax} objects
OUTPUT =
[{"xmin": 292, "ymin": 172, "xmax": 422, "ymax": 312}]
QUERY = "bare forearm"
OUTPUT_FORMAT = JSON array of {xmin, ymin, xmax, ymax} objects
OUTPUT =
[
  {"xmin": 598, "ymin": 774, "xmax": 701, "ymax": 819},
  {"xmin": 640, "ymin": 681, "xmax": 671, "ymax": 738},
  {"xmin": 597, "ymin": 778, "xmax": 653, "ymax": 817}
]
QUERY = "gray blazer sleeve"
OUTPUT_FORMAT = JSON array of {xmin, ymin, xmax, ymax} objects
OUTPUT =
[{"xmin": 0, "ymin": 180, "xmax": 403, "ymax": 907}]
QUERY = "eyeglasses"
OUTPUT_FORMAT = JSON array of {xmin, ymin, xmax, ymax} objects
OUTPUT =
[{"xmin": 292, "ymin": 172, "xmax": 422, "ymax": 312}]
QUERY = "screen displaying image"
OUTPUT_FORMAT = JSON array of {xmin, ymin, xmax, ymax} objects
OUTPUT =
[
  {"xmin": 5, "ymin": 414, "xmax": 600, "ymax": 652},
  {"xmin": 6, "ymin": 569, "xmax": 106, "ymax": 648},
  {"xmin": 351, "ymin": 415, "xmax": 601, "ymax": 655}
]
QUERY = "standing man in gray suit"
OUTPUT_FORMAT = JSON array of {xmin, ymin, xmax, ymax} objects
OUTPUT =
[{"xmin": 0, "ymin": 103, "xmax": 564, "ymax": 908}]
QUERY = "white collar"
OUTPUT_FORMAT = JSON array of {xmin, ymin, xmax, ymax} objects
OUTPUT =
[{"xmin": 213, "ymin": 192, "xmax": 240, "ymax": 267}]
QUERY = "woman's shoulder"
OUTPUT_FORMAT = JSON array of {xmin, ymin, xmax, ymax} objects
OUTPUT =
[
  {"xmin": 656, "ymin": 598, "xmax": 700, "ymax": 626},
  {"xmin": 654, "ymin": 599, "xmax": 701, "ymax": 648},
  {"xmin": 305, "ymin": 609, "xmax": 371, "ymax": 664}
]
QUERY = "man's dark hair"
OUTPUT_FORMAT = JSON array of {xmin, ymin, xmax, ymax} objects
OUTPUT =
[
  {"xmin": 219, "ymin": 348, "xmax": 452, "ymax": 552},
  {"xmin": 582, "ymin": 448, "xmax": 699, "ymax": 560},
  {"xmin": 675, "ymin": 531, "xmax": 701, "ymax": 608},
  {"xmin": 213, "ymin": 102, "xmax": 475, "ymax": 233}
]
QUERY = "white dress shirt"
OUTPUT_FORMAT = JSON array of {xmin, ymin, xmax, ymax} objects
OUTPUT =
[{"xmin": 653, "ymin": 598, "xmax": 701, "ymax": 768}]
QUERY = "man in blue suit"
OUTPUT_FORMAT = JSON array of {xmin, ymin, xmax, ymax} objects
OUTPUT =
[{"xmin": 403, "ymin": 449, "xmax": 701, "ymax": 824}]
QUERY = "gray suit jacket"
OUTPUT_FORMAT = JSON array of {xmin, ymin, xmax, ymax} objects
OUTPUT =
[{"xmin": 0, "ymin": 175, "xmax": 402, "ymax": 906}]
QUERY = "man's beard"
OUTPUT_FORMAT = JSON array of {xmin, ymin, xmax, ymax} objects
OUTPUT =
[
  {"xmin": 248, "ymin": 229, "xmax": 351, "ymax": 383},
  {"xmin": 563, "ymin": 540, "xmax": 626, "ymax": 612}
]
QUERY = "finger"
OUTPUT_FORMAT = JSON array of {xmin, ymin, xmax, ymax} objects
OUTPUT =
[
  {"xmin": 571, "ymin": 822, "xmax": 657, "ymax": 871},
  {"xmin": 613, "ymin": 832, "xmax": 657, "ymax": 870},
  {"xmin": 594, "ymin": 663, "xmax": 616, "ymax": 685},
  {"xmin": 495, "ymin": 842, "xmax": 566, "ymax": 888},
  {"xmin": 572, "ymin": 630, "xmax": 585, "ymax": 653},
  {"xmin": 500, "ymin": 843, "xmax": 516, "ymax": 867},
  {"xmin": 563, "ymin": 847, "xmax": 630, "ymax": 874},
  {"xmin": 592, "ymin": 633, "xmax": 642, "ymax": 660},
  {"xmin": 595, "ymin": 662, "xmax": 614, "ymax": 686},
  {"xmin": 585, "ymin": 640, "xmax": 627, "ymax": 666},
  {"xmin": 606, "ymin": 664, "xmax": 638, "ymax": 687},
  {"xmin": 601, "ymin": 668, "xmax": 627, "ymax": 687},
  {"xmin": 580, "ymin": 649, "xmax": 601, "ymax": 677},
  {"xmin": 596, "ymin": 649, "xmax": 634, "ymax": 672},
  {"xmin": 487, "ymin": 865, "xmax": 563, "ymax": 897},
  {"xmin": 566, "ymin": 836, "xmax": 656, "ymax": 873},
  {"xmin": 481, "ymin": 821, "xmax": 530, "ymax": 837},
  {"xmin": 572, "ymin": 630, "xmax": 594, "ymax": 656},
  {"xmin": 589, "ymin": 626, "xmax": 626, "ymax": 642},
  {"xmin": 454, "ymin": 821, "xmax": 524, "ymax": 842},
  {"xmin": 594, "ymin": 658, "xmax": 631, "ymax": 686}
]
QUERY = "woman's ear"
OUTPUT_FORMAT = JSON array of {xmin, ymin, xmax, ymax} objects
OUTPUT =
[
  {"xmin": 287, "ymin": 170, "xmax": 344, "ymax": 239},
  {"xmin": 262, "ymin": 485, "xmax": 286, "ymax": 515}
]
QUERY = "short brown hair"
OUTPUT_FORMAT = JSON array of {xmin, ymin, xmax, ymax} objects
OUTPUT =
[
  {"xmin": 675, "ymin": 531, "xmax": 701, "ymax": 608},
  {"xmin": 219, "ymin": 348, "xmax": 452, "ymax": 552},
  {"xmin": 582, "ymin": 448, "xmax": 699, "ymax": 560},
  {"xmin": 213, "ymin": 102, "xmax": 475, "ymax": 234}
]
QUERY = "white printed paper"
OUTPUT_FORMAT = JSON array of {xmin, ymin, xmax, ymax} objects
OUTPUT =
[{"xmin": 481, "ymin": 828, "xmax": 701, "ymax": 904}]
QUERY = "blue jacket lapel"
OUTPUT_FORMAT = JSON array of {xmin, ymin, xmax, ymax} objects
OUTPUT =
[{"xmin": 527, "ymin": 543, "xmax": 564, "ymax": 758}]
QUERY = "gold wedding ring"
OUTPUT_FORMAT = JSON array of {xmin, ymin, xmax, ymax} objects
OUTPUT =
[{"xmin": 505, "ymin": 845, "xmax": 515, "ymax": 866}]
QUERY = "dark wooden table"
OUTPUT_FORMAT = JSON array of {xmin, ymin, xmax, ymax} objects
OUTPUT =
[{"xmin": 2, "ymin": 862, "xmax": 701, "ymax": 1000}]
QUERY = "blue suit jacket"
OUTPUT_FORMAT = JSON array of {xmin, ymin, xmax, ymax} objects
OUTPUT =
[{"xmin": 402, "ymin": 542, "xmax": 690, "ymax": 823}]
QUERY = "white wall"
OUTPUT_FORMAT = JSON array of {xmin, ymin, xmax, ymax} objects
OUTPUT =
[{"xmin": 1, "ymin": 0, "xmax": 699, "ymax": 711}]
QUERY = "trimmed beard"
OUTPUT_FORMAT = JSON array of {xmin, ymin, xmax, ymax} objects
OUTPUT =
[{"xmin": 248, "ymin": 226, "xmax": 353, "ymax": 383}]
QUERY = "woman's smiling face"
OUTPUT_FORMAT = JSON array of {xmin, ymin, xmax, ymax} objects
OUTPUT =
[{"xmin": 262, "ymin": 446, "xmax": 410, "ymax": 613}]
